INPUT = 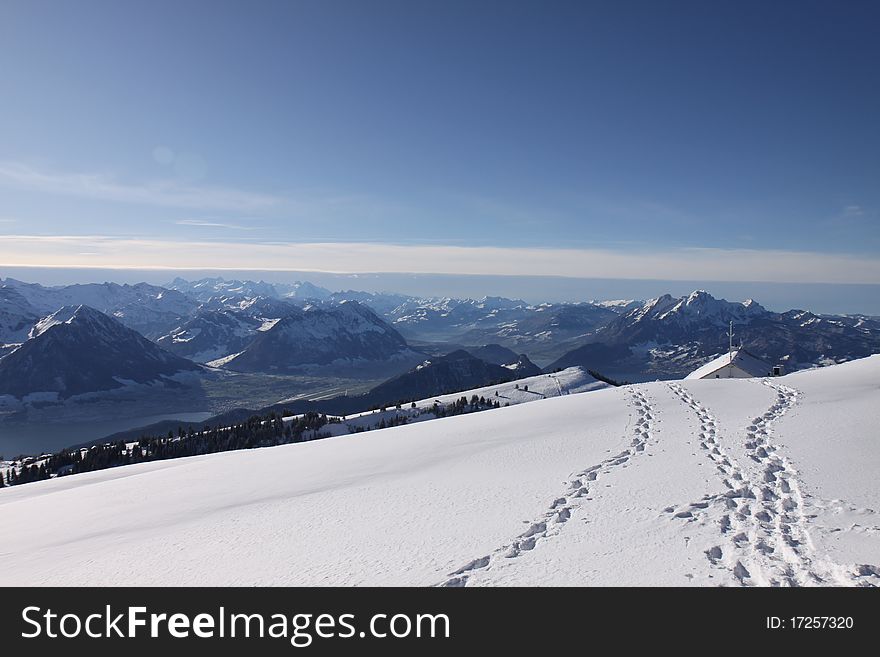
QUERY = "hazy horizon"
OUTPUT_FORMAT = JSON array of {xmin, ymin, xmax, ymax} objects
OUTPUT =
[{"xmin": 3, "ymin": 266, "xmax": 878, "ymax": 316}]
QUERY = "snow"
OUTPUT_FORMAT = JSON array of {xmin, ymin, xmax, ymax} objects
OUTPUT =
[
  {"xmin": 170, "ymin": 327, "xmax": 202, "ymax": 343},
  {"xmin": 290, "ymin": 367, "xmax": 606, "ymax": 436},
  {"xmin": 257, "ymin": 318, "xmax": 281, "ymax": 332},
  {"xmin": 591, "ymin": 299, "xmax": 641, "ymax": 313},
  {"xmin": 204, "ymin": 352, "xmax": 245, "ymax": 368},
  {"xmin": 29, "ymin": 304, "xmax": 84, "ymax": 338},
  {"xmin": 1, "ymin": 356, "xmax": 878, "ymax": 587}
]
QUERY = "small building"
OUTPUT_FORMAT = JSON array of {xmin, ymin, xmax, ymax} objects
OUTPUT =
[{"xmin": 686, "ymin": 349, "xmax": 773, "ymax": 380}]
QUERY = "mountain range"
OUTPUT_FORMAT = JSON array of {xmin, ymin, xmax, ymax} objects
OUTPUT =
[
  {"xmin": 166, "ymin": 276, "xmax": 331, "ymax": 302},
  {"xmin": 1, "ymin": 277, "xmax": 197, "ymax": 340},
  {"xmin": 384, "ymin": 297, "xmax": 618, "ymax": 355},
  {"xmin": 2, "ymin": 277, "xmax": 879, "ymax": 437},
  {"xmin": 548, "ymin": 290, "xmax": 880, "ymax": 379}
]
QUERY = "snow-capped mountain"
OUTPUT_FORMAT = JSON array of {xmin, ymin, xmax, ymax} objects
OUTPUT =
[
  {"xmin": 222, "ymin": 301, "xmax": 419, "ymax": 374},
  {"xmin": 590, "ymin": 299, "xmax": 644, "ymax": 314},
  {"xmin": 167, "ymin": 276, "xmax": 331, "ymax": 302},
  {"xmin": 159, "ymin": 280, "xmax": 618, "ymax": 360},
  {"xmin": 0, "ymin": 305, "xmax": 200, "ymax": 400},
  {"xmin": 277, "ymin": 280, "xmax": 333, "ymax": 300},
  {"xmin": 386, "ymin": 296, "xmax": 529, "ymax": 341},
  {"xmin": 549, "ymin": 290, "xmax": 880, "ymax": 379},
  {"xmin": 457, "ymin": 302, "xmax": 618, "ymax": 355},
  {"xmin": 166, "ymin": 276, "xmax": 282, "ymax": 302},
  {"xmin": 1, "ymin": 278, "xmax": 197, "ymax": 339},
  {"xmin": 596, "ymin": 290, "xmax": 768, "ymax": 344},
  {"xmin": 328, "ymin": 290, "xmax": 415, "ymax": 315},
  {"xmin": 385, "ymin": 297, "xmax": 617, "ymax": 352}
]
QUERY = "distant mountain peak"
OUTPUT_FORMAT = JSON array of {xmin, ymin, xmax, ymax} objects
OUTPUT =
[
  {"xmin": 1, "ymin": 306, "xmax": 199, "ymax": 399},
  {"xmin": 685, "ymin": 289, "xmax": 712, "ymax": 303}
]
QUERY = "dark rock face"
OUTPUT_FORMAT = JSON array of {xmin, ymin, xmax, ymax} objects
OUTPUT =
[
  {"xmin": 546, "ymin": 343, "xmax": 635, "ymax": 373},
  {"xmin": 465, "ymin": 344, "xmax": 520, "ymax": 365},
  {"xmin": 366, "ymin": 350, "xmax": 527, "ymax": 403}
]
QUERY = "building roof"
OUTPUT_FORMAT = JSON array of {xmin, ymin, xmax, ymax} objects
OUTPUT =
[{"xmin": 685, "ymin": 349, "xmax": 771, "ymax": 379}]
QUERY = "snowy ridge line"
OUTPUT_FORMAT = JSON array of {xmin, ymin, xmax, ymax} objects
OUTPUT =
[
  {"xmin": 438, "ymin": 387, "xmax": 656, "ymax": 587},
  {"xmin": 665, "ymin": 381, "xmax": 880, "ymax": 587}
]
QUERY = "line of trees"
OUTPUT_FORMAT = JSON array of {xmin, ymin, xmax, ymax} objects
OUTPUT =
[
  {"xmin": 1, "ymin": 411, "xmax": 334, "ymax": 488},
  {"xmin": 432, "ymin": 395, "xmax": 503, "ymax": 418},
  {"xmin": 1, "ymin": 394, "xmax": 507, "ymax": 488}
]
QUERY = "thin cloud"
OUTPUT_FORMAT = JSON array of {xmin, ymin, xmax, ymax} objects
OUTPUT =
[
  {"xmin": 175, "ymin": 219, "xmax": 260, "ymax": 230},
  {"xmin": 828, "ymin": 204, "xmax": 871, "ymax": 225},
  {"xmin": 1, "ymin": 235, "xmax": 878, "ymax": 285},
  {"xmin": 0, "ymin": 161, "xmax": 282, "ymax": 213}
]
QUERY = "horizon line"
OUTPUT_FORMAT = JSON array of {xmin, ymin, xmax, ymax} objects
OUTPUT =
[{"xmin": 2, "ymin": 236, "xmax": 879, "ymax": 285}]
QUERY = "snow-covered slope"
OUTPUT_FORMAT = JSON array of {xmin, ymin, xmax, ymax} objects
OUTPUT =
[
  {"xmin": 1, "ymin": 356, "xmax": 878, "ymax": 587},
  {"xmin": 320, "ymin": 367, "xmax": 608, "ymax": 436},
  {"xmin": 305, "ymin": 365, "xmax": 606, "ymax": 438}
]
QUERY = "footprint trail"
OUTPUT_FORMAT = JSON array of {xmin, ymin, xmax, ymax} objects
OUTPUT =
[
  {"xmin": 439, "ymin": 387, "xmax": 656, "ymax": 587},
  {"xmin": 666, "ymin": 380, "xmax": 880, "ymax": 587}
]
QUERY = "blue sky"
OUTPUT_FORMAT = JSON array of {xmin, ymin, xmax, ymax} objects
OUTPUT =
[{"xmin": 1, "ymin": 0, "xmax": 878, "ymax": 290}]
